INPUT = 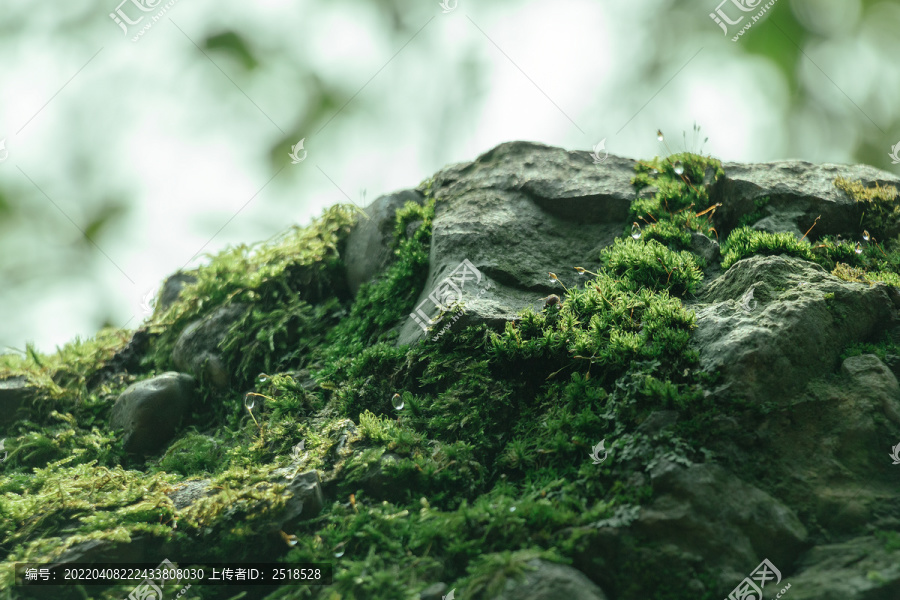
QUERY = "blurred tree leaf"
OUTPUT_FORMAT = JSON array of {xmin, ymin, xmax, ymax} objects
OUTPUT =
[
  {"xmin": 81, "ymin": 203, "xmax": 126, "ymax": 248},
  {"xmin": 204, "ymin": 31, "xmax": 258, "ymax": 70}
]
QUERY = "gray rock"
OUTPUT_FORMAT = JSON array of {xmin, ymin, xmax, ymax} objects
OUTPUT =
[
  {"xmin": 397, "ymin": 141, "xmax": 638, "ymax": 346},
  {"xmin": 689, "ymin": 230, "xmax": 720, "ymax": 264},
  {"xmin": 785, "ymin": 536, "xmax": 900, "ymax": 600},
  {"xmin": 712, "ymin": 160, "xmax": 900, "ymax": 240},
  {"xmin": 0, "ymin": 376, "xmax": 34, "ymax": 433},
  {"xmin": 637, "ymin": 460, "xmax": 808, "ymax": 579},
  {"xmin": 418, "ymin": 582, "xmax": 448, "ymax": 600},
  {"xmin": 274, "ymin": 470, "xmax": 325, "ymax": 530},
  {"xmin": 841, "ymin": 354, "xmax": 900, "ymax": 425},
  {"xmin": 750, "ymin": 210, "xmax": 805, "ymax": 238},
  {"xmin": 110, "ymin": 372, "xmax": 196, "ymax": 455},
  {"xmin": 493, "ymin": 559, "xmax": 608, "ymax": 600},
  {"xmin": 691, "ymin": 255, "xmax": 895, "ymax": 406},
  {"xmin": 344, "ymin": 189, "xmax": 425, "ymax": 296},
  {"xmin": 172, "ymin": 303, "xmax": 246, "ymax": 389},
  {"xmin": 158, "ymin": 272, "xmax": 198, "ymax": 312},
  {"xmin": 166, "ymin": 479, "xmax": 214, "ymax": 510}
]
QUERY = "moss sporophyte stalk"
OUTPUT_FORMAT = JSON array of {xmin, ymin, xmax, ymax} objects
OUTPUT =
[{"xmin": 2, "ymin": 150, "xmax": 900, "ymax": 600}]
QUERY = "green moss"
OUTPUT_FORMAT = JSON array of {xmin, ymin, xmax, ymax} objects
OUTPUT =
[
  {"xmin": 835, "ymin": 176, "xmax": 900, "ymax": 240},
  {"xmin": 642, "ymin": 219, "xmax": 692, "ymax": 250},
  {"xmin": 720, "ymin": 226, "xmax": 815, "ymax": 269},
  {"xmin": 158, "ymin": 432, "xmax": 224, "ymax": 476},
  {"xmin": 600, "ymin": 238, "xmax": 703, "ymax": 296}
]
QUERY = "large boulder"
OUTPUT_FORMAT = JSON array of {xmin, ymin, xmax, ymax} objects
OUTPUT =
[
  {"xmin": 785, "ymin": 536, "xmax": 900, "ymax": 600},
  {"xmin": 109, "ymin": 372, "xmax": 196, "ymax": 455},
  {"xmin": 397, "ymin": 141, "xmax": 639, "ymax": 346},
  {"xmin": 690, "ymin": 255, "xmax": 896, "ymax": 406},
  {"xmin": 710, "ymin": 160, "xmax": 900, "ymax": 239},
  {"xmin": 566, "ymin": 460, "xmax": 807, "ymax": 597}
]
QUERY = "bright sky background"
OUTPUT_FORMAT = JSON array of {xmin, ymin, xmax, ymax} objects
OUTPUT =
[{"xmin": 0, "ymin": 0, "xmax": 898, "ymax": 352}]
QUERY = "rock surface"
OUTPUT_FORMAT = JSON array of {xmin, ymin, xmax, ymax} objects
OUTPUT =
[
  {"xmin": 690, "ymin": 254, "xmax": 896, "ymax": 405},
  {"xmin": 494, "ymin": 559, "xmax": 608, "ymax": 600},
  {"xmin": 712, "ymin": 160, "xmax": 900, "ymax": 239},
  {"xmin": 109, "ymin": 371, "xmax": 196, "ymax": 455},
  {"xmin": 398, "ymin": 142, "xmax": 638, "ymax": 346},
  {"xmin": 344, "ymin": 189, "xmax": 425, "ymax": 295},
  {"xmin": 0, "ymin": 376, "xmax": 33, "ymax": 434},
  {"xmin": 172, "ymin": 303, "xmax": 246, "ymax": 389}
]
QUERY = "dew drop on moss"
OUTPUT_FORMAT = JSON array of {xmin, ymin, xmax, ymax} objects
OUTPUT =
[
  {"xmin": 334, "ymin": 550, "xmax": 345, "ymax": 558},
  {"xmin": 863, "ymin": 230, "xmax": 870, "ymax": 241},
  {"xmin": 391, "ymin": 393, "xmax": 404, "ymax": 410},
  {"xmin": 855, "ymin": 242, "xmax": 862, "ymax": 254},
  {"xmin": 244, "ymin": 394, "xmax": 255, "ymax": 410},
  {"xmin": 257, "ymin": 373, "xmax": 269, "ymax": 385},
  {"xmin": 631, "ymin": 222, "xmax": 642, "ymax": 240},
  {"xmin": 673, "ymin": 161, "xmax": 684, "ymax": 175},
  {"xmin": 657, "ymin": 130, "xmax": 664, "ymax": 142}
]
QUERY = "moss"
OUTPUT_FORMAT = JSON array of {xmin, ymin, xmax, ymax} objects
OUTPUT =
[
  {"xmin": 0, "ymin": 160, "xmax": 767, "ymax": 600},
  {"xmin": 642, "ymin": 219, "xmax": 692, "ymax": 250},
  {"xmin": 720, "ymin": 226, "xmax": 815, "ymax": 269},
  {"xmin": 834, "ymin": 176, "xmax": 900, "ymax": 240},
  {"xmin": 600, "ymin": 238, "xmax": 703, "ymax": 296}
]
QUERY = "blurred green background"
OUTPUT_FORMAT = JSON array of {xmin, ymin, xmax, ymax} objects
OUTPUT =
[{"xmin": 0, "ymin": 0, "xmax": 898, "ymax": 352}]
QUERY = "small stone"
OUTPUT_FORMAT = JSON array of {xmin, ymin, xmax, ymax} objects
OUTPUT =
[{"xmin": 109, "ymin": 372, "xmax": 196, "ymax": 455}]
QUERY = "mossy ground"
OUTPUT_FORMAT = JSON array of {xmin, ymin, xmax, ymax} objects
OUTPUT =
[{"xmin": 1, "ymin": 155, "xmax": 899, "ymax": 600}]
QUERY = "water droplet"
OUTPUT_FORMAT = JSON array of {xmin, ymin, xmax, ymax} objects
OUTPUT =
[
  {"xmin": 855, "ymin": 242, "xmax": 862, "ymax": 254},
  {"xmin": 334, "ymin": 550, "xmax": 345, "ymax": 558},
  {"xmin": 244, "ymin": 394, "xmax": 255, "ymax": 411},
  {"xmin": 650, "ymin": 168, "xmax": 659, "ymax": 176},
  {"xmin": 656, "ymin": 130, "xmax": 664, "ymax": 142},
  {"xmin": 509, "ymin": 506, "xmax": 516, "ymax": 512},
  {"xmin": 673, "ymin": 161, "xmax": 684, "ymax": 175},
  {"xmin": 257, "ymin": 373, "xmax": 269, "ymax": 385},
  {"xmin": 631, "ymin": 222, "xmax": 642, "ymax": 240},
  {"xmin": 287, "ymin": 537, "xmax": 298, "ymax": 547},
  {"xmin": 863, "ymin": 230, "xmax": 870, "ymax": 241},
  {"xmin": 391, "ymin": 393, "xmax": 404, "ymax": 410}
]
